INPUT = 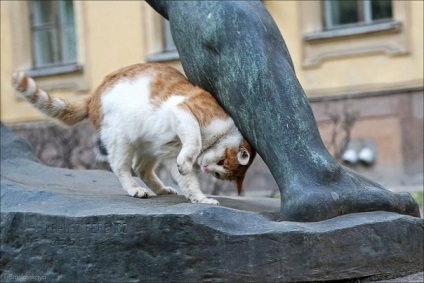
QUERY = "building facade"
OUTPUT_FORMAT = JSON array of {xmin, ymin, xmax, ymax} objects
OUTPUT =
[{"xmin": 1, "ymin": 1, "xmax": 423, "ymax": 193}]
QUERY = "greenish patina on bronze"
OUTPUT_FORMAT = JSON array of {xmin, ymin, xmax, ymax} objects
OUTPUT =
[{"xmin": 146, "ymin": 0, "xmax": 420, "ymax": 221}]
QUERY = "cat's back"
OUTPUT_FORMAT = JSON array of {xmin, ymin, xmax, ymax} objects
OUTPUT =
[
  {"xmin": 146, "ymin": 65, "xmax": 229, "ymax": 126},
  {"xmin": 95, "ymin": 63, "xmax": 190, "ymax": 115},
  {"xmin": 90, "ymin": 63, "xmax": 228, "ymax": 127},
  {"xmin": 94, "ymin": 63, "xmax": 187, "ymax": 99}
]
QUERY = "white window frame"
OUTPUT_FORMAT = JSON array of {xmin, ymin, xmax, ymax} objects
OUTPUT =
[
  {"xmin": 162, "ymin": 19, "xmax": 176, "ymax": 52},
  {"xmin": 145, "ymin": 15, "xmax": 179, "ymax": 62},
  {"xmin": 323, "ymin": 0, "xmax": 392, "ymax": 30}
]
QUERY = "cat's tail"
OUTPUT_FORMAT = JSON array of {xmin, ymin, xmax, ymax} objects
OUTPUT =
[{"xmin": 12, "ymin": 71, "xmax": 89, "ymax": 126}]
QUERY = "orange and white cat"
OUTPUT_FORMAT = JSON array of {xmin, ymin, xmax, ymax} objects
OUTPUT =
[{"xmin": 12, "ymin": 63, "xmax": 255, "ymax": 205}]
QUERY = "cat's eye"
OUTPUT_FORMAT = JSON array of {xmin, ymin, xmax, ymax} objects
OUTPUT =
[{"xmin": 217, "ymin": 159, "xmax": 225, "ymax": 166}]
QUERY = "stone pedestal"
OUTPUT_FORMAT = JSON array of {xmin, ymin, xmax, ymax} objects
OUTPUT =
[{"xmin": 1, "ymin": 124, "xmax": 423, "ymax": 282}]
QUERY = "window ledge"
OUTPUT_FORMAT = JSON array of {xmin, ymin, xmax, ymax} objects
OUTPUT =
[
  {"xmin": 27, "ymin": 64, "xmax": 83, "ymax": 78},
  {"xmin": 146, "ymin": 50, "xmax": 179, "ymax": 63},
  {"xmin": 304, "ymin": 21, "xmax": 402, "ymax": 42}
]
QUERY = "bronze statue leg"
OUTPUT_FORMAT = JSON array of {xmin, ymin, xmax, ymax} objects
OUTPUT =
[{"xmin": 146, "ymin": 0, "xmax": 419, "ymax": 221}]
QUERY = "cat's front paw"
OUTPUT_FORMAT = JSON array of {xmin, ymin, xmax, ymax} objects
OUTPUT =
[
  {"xmin": 189, "ymin": 195, "xmax": 220, "ymax": 205},
  {"xmin": 127, "ymin": 187, "xmax": 151, "ymax": 198},
  {"xmin": 177, "ymin": 157, "xmax": 194, "ymax": 175},
  {"xmin": 200, "ymin": 198, "xmax": 220, "ymax": 205},
  {"xmin": 157, "ymin": 186, "xmax": 179, "ymax": 195}
]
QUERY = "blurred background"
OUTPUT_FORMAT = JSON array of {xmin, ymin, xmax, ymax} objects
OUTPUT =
[{"xmin": 1, "ymin": 0, "xmax": 422, "ymax": 207}]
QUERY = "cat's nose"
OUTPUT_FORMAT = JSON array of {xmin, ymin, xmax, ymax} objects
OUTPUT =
[{"xmin": 202, "ymin": 165, "xmax": 208, "ymax": 172}]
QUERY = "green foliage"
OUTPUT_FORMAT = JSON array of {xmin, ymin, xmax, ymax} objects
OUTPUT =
[{"xmin": 411, "ymin": 190, "xmax": 424, "ymax": 207}]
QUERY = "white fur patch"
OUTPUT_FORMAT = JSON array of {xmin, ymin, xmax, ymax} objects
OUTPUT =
[
  {"xmin": 25, "ymin": 77, "xmax": 37, "ymax": 96},
  {"xmin": 202, "ymin": 118, "xmax": 241, "ymax": 150},
  {"xmin": 37, "ymin": 89, "xmax": 49, "ymax": 103},
  {"xmin": 100, "ymin": 76, "xmax": 186, "ymax": 157},
  {"xmin": 51, "ymin": 98, "xmax": 66, "ymax": 115},
  {"xmin": 33, "ymin": 89, "xmax": 49, "ymax": 110},
  {"xmin": 12, "ymin": 72, "xmax": 23, "ymax": 90}
]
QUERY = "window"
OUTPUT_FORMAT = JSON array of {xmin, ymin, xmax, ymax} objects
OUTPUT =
[
  {"xmin": 300, "ymin": 1, "xmax": 408, "ymax": 68},
  {"xmin": 31, "ymin": 0, "xmax": 77, "ymax": 68},
  {"xmin": 324, "ymin": 0, "xmax": 393, "ymax": 29},
  {"xmin": 146, "ymin": 18, "xmax": 179, "ymax": 62}
]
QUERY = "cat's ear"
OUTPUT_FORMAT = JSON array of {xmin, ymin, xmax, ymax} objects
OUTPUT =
[
  {"xmin": 236, "ymin": 176, "xmax": 244, "ymax": 195},
  {"xmin": 237, "ymin": 146, "xmax": 250, "ymax": 165}
]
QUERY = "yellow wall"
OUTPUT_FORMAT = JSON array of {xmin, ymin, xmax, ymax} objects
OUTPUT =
[
  {"xmin": 265, "ymin": 0, "xmax": 424, "ymax": 96},
  {"xmin": 1, "ymin": 1, "xmax": 151, "ymax": 123},
  {"xmin": 1, "ymin": 0, "xmax": 423, "ymax": 124},
  {"xmin": 83, "ymin": 1, "xmax": 146, "ymax": 87},
  {"xmin": 1, "ymin": 1, "xmax": 15, "ymax": 122}
]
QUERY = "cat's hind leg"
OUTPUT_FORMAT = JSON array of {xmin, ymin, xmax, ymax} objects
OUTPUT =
[
  {"xmin": 133, "ymin": 154, "xmax": 178, "ymax": 195},
  {"xmin": 107, "ymin": 141, "xmax": 152, "ymax": 198}
]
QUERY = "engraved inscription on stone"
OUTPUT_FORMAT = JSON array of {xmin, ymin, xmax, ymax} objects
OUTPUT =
[
  {"xmin": 43, "ymin": 221, "xmax": 127, "ymax": 247},
  {"xmin": 45, "ymin": 221, "xmax": 127, "ymax": 235}
]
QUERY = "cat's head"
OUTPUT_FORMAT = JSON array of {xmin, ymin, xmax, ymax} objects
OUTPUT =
[{"xmin": 197, "ymin": 139, "xmax": 256, "ymax": 195}]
